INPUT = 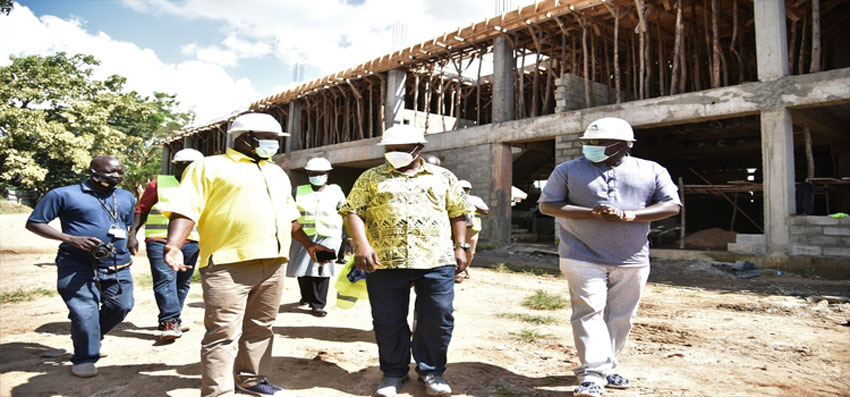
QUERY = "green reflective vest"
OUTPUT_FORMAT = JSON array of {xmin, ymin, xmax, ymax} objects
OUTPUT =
[
  {"xmin": 295, "ymin": 184, "xmax": 343, "ymax": 237},
  {"xmin": 471, "ymin": 213, "xmax": 482, "ymax": 232},
  {"xmin": 145, "ymin": 175, "xmax": 199, "ymax": 241}
]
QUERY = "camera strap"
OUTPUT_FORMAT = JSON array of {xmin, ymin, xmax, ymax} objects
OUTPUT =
[{"xmin": 90, "ymin": 255, "xmax": 124, "ymax": 301}]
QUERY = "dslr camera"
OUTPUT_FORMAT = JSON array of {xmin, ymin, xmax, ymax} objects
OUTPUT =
[{"xmin": 91, "ymin": 242, "xmax": 115, "ymax": 259}]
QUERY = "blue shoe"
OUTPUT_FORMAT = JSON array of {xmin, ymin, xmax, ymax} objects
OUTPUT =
[
  {"xmin": 606, "ymin": 373, "xmax": 630, "ymax": 389},
  {"xmin": 236, "ymin": 380, "xmax": 289, "ymax": 397},
  {"xmin": 574, "ymin": 381, "xmax": 603, "ymax": 397}
]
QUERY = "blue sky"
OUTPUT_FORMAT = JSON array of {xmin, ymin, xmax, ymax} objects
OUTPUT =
[{"xmin": 2, "ymin": 0, "xmax": 530, "ymax": 124}]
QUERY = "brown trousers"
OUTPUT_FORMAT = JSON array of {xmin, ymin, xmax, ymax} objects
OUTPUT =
[{"xmin": 199, "ymin": 258, "xmax": 285, "ymax": 396}]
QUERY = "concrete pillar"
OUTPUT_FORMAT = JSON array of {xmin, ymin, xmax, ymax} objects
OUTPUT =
[
  {"xmin": 226, "ymin": 132, "xmax": 234, "ymax": 149},
  {"xmin": 385, "ymin": 68, "xmax": 406, "ymax": 129},
  {"xmin": 754, "ymin": 0, "xmax": 789, "ymax": 80},
  {"xmin": 486, "ymin": 143, "xmax": 513, "ymax": 242},
  {"xmin": 760, "ymin": 109, "xmax": 795, "ymax": 256},
  {"xmin": 755, "ymin": 0, "xmax": 793, "ymax": 258},
  {"xmin": 286, "ymin": 101, "xmax": 302, "ymax": 154},
  {"xmin": 492, "ymin": 36, "xmax": 515, "ymax": 123},
  {"xmin": 183, "ymin": 136, "xmax": 194, "ymax": 149},
  {"xmin": 160, "ymin": 144, "xmax": 171, "ymax": 174}
]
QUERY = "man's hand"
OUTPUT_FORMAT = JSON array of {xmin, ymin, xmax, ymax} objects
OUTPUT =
[
  {"xmin": 127, "ymin": 234, "xmax": 139, "ymax": 255},
  {"xmin": 592, "ymin": 204, "xmax": 625, "ymax": 222},
  {"xmin": 163, "ymin": 244, "xmax": 191, "ymax": 272},
  {"xmin": 454, "ymin": 247, "xmax": 469, "ymax": 274},
  {"xmin": 354, "ymin": 243, "xmax": 380, "ymax": 273},
  {"xmin": 64, "ymin": 236, "xmax": 102, "ymax": 252},
  {"xmin": 306, "ymin": 243, "xmax": 335, "ymax": 264}
]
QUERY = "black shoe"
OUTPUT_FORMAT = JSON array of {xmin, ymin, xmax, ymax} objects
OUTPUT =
[{"xmin": 310, "ymin": 308, "xmax": 327, "ymax": 317}]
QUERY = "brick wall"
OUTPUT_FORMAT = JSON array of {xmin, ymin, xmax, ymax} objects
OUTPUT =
[
  {"xmin": 789, "ymin": 216, "xmax": 850, "ymax": 257},
  {"xmin": 555, "ymin": 132, "xmax": 583, "ymax": 164},
  {"xmin": 555, "ymin": 73, "xmax": 610, "ymax": 112}
]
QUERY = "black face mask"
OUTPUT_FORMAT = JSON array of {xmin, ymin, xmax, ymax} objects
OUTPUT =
[{"xmin": 90, "ymin": 169, "xmax": 122, "ymax": 189}]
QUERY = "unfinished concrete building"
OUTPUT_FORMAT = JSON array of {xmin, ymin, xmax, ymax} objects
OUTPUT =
[{"xmin": 165, "ymin": 0, "xmax": 850, "ymax": 276}]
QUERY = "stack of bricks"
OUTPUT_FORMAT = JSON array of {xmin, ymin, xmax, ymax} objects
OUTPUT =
[
  {"xmin": 789, "ymin": 216, "xmax": 850, "ymax": 257},
  {"xmin": 554, "ymin": 74, "xmax": 610, "ymax": 112}
]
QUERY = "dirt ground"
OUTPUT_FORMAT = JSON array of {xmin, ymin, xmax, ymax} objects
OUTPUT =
[{"xmin": 1, "ymin": 213, "xmax": 849, "ymax": 397}]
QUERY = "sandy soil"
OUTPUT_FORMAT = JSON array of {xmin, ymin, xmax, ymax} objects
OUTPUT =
[{"xmin": 1, "ymin": 213, "xmax": 849, "ymax": 397}]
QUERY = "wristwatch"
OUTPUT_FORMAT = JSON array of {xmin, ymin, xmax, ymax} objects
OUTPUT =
[
  {"xmin": 454, "ymin": 242, "xmax": 471, "ymax": 251},
  {"xmin": 623, "ymin": 211, "xmax": 637, "ymax": 222}
]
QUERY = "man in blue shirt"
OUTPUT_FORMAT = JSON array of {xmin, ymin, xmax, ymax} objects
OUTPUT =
[
  {"xmin": 26, "ymin": 156, "xmax": 136, "ymax": 378},
  {"xmin": 539, "ymin": 118, "xmax": 681, "ymax": 397}
]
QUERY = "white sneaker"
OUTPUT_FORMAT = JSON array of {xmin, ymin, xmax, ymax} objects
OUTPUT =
[
  {"xmin": 160, "ymin": 320, "xmax": 183, "ymax": 341},
  {"xmin": 376, "ymin": 375, "xmax": 409, "ymax": 397},
  {"xmin": 419, "ymin": 373, "xmax": 452, "ymax": 396},
  {"xmin": 71, "ymin": 362, "xmax": 98, "ymax": 378}
]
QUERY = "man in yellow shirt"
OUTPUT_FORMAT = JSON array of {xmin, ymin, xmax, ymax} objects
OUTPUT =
[
  {"xmin": 163, "ymin": 113, "xmax": 332, "ymax": 397},
  {"xmin": 339, "ymin": 125, "xmax": 468, "ymax": 397}
]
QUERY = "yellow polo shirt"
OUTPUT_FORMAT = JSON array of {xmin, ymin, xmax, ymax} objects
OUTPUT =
[
  {"xmin": 339, "ymin": 160, "xmax": 467, "ymax": 270},
  {"xmin": 162, "ymin": 148, "xmax": 301, "ymax": 268}
]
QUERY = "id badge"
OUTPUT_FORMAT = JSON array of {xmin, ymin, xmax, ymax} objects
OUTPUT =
[{"xmin": 108, "ymin": 224, "xmax": 127, "ymax": 239}]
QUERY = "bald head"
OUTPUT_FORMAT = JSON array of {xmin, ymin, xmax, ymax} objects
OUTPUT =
[{"xmin": 89, "ymin": 156, "xmax": 125, "ymax": 190}]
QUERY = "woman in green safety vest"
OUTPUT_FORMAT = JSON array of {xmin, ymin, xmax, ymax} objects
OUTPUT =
[
  {"xmin": 286, "ymin": 157, "xmax": 347, "ymax": 317},
  {"xmin": 457, "ymin": 180, "xmax": 489, "ymax": 283}
]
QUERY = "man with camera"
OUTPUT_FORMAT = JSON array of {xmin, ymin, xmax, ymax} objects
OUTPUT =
[
  {"xmin": 162, "ymin": 112, "xmax": 333, "ymax": 397},
  {"xmin": 26, "ymin": 156, "xmax": 136, "ymax": 378},
  {"xmin": 130, "ymin": 148, "xmax": 204, "ymax": 341}
]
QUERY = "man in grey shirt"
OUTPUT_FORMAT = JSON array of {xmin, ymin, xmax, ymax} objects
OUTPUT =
[{"xmin": 539, "ymin": 117, "xmax": 681, "ymax": 397}]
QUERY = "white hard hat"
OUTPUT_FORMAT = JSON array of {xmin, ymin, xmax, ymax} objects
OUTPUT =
[
  {"xmin": 580, "ymin": 117, "xmax": 635, "ymax": 142},
  {"xmin": 378, "ymin": 124, "xmax": 427, "ymax": 146},
  {"xmin": 228, "ymin": 113, "xmax": 289, "ymax": 137},
  {"xmin": 172, "ymin": 148, "xmax": 204, "ymax": 163},
  {"xmin": 458, "ymin": 180, "xmax": 472, "ymax": 189},
  {"xmin": 305, "ymin": 157, "xmax": 333, "ymax": 172}
]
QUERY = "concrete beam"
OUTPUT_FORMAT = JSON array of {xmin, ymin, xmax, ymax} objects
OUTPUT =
[
  {"xmin": 492, "ymin": 36, "xmax": 515, "ymax": 123},
  {"xmin": 282, "ymin": 68, "xmax": 850, "ymax": 167},
  {"xmin": 385, "ymin": 69, "xmax": 406, "ymax": 129}
]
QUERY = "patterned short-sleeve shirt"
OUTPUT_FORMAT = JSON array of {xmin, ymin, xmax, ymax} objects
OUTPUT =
[{"xmin": 339, "ymin": 160, "xmax": 467, "ymax": 269}]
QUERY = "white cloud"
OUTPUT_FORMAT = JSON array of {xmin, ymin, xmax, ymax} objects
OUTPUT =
[
  {"xmin": 119, "ymin": 0, "xmax": 535, "ymax": 80},
  {"xmin": 0, "ymin": 3, "xmax": 259, "ymax": 123}
]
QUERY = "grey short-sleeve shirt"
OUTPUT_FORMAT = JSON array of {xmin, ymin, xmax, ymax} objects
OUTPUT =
[{"xmin": 538, "ymin": 155, "xmax": 682, "ymax": 266}]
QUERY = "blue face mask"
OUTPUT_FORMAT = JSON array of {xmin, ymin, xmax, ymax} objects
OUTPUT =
[
  {"xmin": 253, "ymin": 139, "xmax": 279, "ymax": 159},
  {"xmin": 582, "ymin": 143, "xmax": 620, "ymax": 163}
]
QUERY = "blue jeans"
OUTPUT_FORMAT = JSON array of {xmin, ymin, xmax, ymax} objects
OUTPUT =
[
  {"xmin": 57, "ymin": 259, "xmax": 134, "ymax": 364},
  {"xmin": 365, "ymin": 265, "xmax": 455, "ymax": 378},
  {"xmin": 146, "ymin": 240, "xmax": 199, "ymax": 325}
]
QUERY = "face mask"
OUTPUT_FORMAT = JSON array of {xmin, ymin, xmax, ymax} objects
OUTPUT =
[
  {"xmin": 90, "ymin": 170, "xmax": 122, "ymax": 189},
  {"xmin": 384, "ymin": 147, "xmax": 418, "ymax": 169},
  {"xmin": 308, "ymin": 175, "xmax": 328, "ymax": 186},
  {"xmin": 253, "ymin": 139, "xmax": 279, "ymax": 159},
  {"xmin": 582, "ymin": 143, "xmax": 620, "ymax": 163}
]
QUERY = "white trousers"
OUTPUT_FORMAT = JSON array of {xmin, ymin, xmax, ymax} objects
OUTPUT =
[{"xmin": 560, "ymin": 258, "xmax": 650, "ymax": 386}]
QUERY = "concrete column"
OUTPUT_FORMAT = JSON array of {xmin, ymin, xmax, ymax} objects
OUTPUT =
[
  {"xmin": 226, "ymin": 132, "xmax": 234, "ymax": 149},
  {"xmin": 286, "ymin": 101, "xmax": 302, "ymax": 154},
  {"xmin": 760, "ymin": 109, "xmax": 795, "ymax": 256},
  {"xmin": 160, "ymin": 144, "xmax": 171, "ymax": 174},
  {"xmin": 183, "ymin": 136, "xmax": 194, "ymax": 149},
  {"xmin": 385, "ymin": 68, "xmax": 406, "ymax": 129},
  {"xmin": 486, "ymin": 143, "xmax": 513, "ymax": 242},
  {"xmin": 492, "ymin": 36, "xmax": 515, "ymax": 123},
  {"xmin": 754, "ymin": 0, "xmax": 789, "ymax": 80},
  {"xmin": 755, "ymin": 0, "xmax": 793, "ymax": 258}
]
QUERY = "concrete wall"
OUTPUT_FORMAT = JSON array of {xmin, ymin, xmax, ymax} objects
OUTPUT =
[{"xmin": 789, "ymin": 216, "xmax": 850, "ymax": 257}]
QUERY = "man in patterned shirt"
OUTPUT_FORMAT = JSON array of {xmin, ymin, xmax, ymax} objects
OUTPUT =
[{"xmin": 339, "ymin": 125, "xmax": 469, "ymax": 397}]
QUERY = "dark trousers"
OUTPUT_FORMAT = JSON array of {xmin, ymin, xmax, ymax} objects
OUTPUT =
[
  {"xmin": 365, "ymin": 265, "xmax": 455, "ymax": 378},
  {"xmin": 146, "ymin": 240, "xmax": 199, "ymax": 324},
  {"xmin": 57, "ymin": 260, "xmax": 134, "ymax": 364},
  {"xmin": 297, "ymin": 276, "xmax": 329, "ymax": 309}
]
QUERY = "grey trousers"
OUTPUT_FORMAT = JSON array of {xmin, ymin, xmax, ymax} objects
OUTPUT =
[{"xmin": 560, "ymin": 258, "xmax": 650, "ymax": 386}]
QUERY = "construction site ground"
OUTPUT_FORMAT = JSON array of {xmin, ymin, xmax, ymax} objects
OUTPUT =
[{"xmin": 1, "ymin": 213, "xmax": 849, "ymax": 396}]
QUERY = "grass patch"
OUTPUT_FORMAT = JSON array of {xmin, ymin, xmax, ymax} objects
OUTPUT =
[
  {"xmin": 522, "ymin": 289, "xmax": 568, "ymax": 310},
  {"xmin": 0, "ymin": 288, "xmax": 55, "ymax": 304},
  {"xmin": 492, "ymin": 263, "xmax": 514, "ymax": 273},
  {"xmin": 511, "ymin": 328, "xmax": 555, "ymax": 343},
  {"xmin": 0, "ymin": 200, "xmax": 32, "ymax": 214},
  {"xmin": 497, "ymin": 312, "xmax": 558, "ymax": 325}
]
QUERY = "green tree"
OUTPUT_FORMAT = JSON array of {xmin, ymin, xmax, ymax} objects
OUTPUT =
[
  {"xmin": 1, "ymin": 0, "xmax": 13, "ymax": 16},
  {"xmin": 0, "ymin": 53, "xmax": 193, "ymax": 198}
]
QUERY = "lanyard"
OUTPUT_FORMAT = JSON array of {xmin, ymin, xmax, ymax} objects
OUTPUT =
[{"xmin": 95, "ymin": 192, "xmax": 120, "ymax": 225}]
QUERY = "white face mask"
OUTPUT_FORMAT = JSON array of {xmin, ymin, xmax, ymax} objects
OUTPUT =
[
  {"xmin": 308, "ymin": 175, "xmax": 328, "ymax": 186},
  {"xmin": 384, "ymin": 148, "xmax": 418, "ymax": 169}
]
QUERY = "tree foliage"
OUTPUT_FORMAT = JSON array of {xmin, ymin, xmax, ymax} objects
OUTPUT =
[
  {"xmin": 1, "ymin": 0, "xmax": 13, "ymax": 16},
  {"xmin": 0, "ymin": 53, "xmax": 194, "ymax": 198}
]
